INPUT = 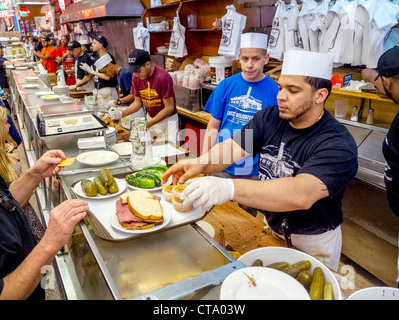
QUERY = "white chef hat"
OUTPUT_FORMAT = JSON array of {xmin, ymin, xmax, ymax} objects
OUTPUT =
[
  {"xmin": 281, "ymin": 48, "xmax": 333, "ymax": 80},
  {"xmin": 240, "ymin": 33, "xmax": 268, "ymax": 50},
  {"xmin": 94, "ymin": 53, "xmax": 112, "ymax": 70}
]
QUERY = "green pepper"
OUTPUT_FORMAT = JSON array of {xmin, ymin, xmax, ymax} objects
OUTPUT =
[
  {"xmin": 125, "ymin": 174, "xmax": 139, "ymax": 186},
  {"xmin": 140, "ymin": 173, "xmax": 161, "ymax": 187},
  {"xmin": 136, "ymin": 177, "xmax": 155, "ymax": 189}
]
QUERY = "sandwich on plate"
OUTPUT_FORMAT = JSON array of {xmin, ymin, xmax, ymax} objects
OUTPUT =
[{"xmin": 115, "ymin": 190, "xmax": 163, "ymax": 230}]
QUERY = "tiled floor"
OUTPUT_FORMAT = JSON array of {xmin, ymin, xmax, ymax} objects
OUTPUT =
[{"xmin": 13, "ymin": 133, "xmax": 391, "ymax": 300}]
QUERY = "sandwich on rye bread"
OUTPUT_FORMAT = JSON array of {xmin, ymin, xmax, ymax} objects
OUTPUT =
[{"xmin": 116, "ymin": 190, "xmax": 163, "ymax": 230}]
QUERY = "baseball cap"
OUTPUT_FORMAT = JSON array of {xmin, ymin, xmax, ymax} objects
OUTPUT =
[
  {"xmin": 375, "ymin": 46, "xmax": 399, "ymax": 81},
  {"xmin": 67, "ymin": 40, "xmax": 81, "ymax": 50},
  {"xmin": 41, "ymin": 35, "xmax": 50, "ymax": 42},
  {"xmin": 128, "ymin": 49, "xmax": 150, "ymax": 73},
  {"xmin": 93, "ymin": 35, "xmax": 107, "ymax": 48}
]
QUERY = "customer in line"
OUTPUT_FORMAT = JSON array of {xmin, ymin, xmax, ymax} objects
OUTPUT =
[{"xmin": 0, "ymin": 149, "xmax": 88, "ymax": 300}]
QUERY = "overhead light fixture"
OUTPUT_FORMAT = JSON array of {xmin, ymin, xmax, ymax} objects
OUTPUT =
[{"xmin": 16, "ymin": 1, "xmax": 50, "ymax": 5}]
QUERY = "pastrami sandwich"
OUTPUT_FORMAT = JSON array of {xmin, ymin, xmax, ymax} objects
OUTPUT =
[{"xmin": 116, "ymin": 190, "xmax": 163, "ymax": 230}]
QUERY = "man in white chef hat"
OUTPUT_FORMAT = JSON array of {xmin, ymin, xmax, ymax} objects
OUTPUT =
[
  {"xmin": 162, "ymin": 48, "xmax": 358, "ymax": 271},
  {"xmin": 202, "ymin": 32, "xmax": 279, "ymax": 217}
]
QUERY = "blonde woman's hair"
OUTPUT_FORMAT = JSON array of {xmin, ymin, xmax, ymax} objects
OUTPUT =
[{"xmin": 0, "ymin": 107, "xmax": 18, "ymax": 181}]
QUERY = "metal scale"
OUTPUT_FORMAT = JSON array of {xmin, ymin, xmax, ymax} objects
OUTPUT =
[{"xmin": 37, "ymin": 101, "xmax": 106, "ymax": 136}]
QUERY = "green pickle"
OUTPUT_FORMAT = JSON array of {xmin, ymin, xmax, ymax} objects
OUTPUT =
[
  {"xmin": 251, "ymin": 259, "xmax": 263, "ymax": 267},
  {"xmin": 266, "ymin": 262, "xmax": 290, "ymax": 271},
  {"xmin": 297, "ymin": 270, "xmax": 313, "ymax": 287},
  {"xmin": 309, "ymin": 267, "xmax": 325, "ymax": 300},
  {"xmin": 100, "ymin": 168, "xmax": 113, "ymax": 186},
  {"xmin": 94, "ymin": 176, "xmax": 108, "ymax": 195},
  {"xmin": 108, "ymin": 177, "xmax": 119, "ymax": 194},
  {"xmin": 282, "ymin": 260, "xmax": 311, "ymax": 278},
  {"xmin": 81, "ymin": 179, "xmax": 98, "ymax": 197}
]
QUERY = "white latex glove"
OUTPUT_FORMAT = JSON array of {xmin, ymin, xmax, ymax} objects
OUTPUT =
[
  {"xmin": 106, "ymin": 100, "xmax": 116, "ymax": 110},
  {"xmin": 69, "ymin": 85, "xmax": 77, "ymax": 90},
  {"xmin": 181, "ymin": 176, "xmax": 235, "ymax": 211},
  {"xmin": 108, "ymin": 107, "xmax": 122, "ymax": 120},
  {"xmin": 80, "ymin": 62, "xmax": 94, "ymax": 74}
]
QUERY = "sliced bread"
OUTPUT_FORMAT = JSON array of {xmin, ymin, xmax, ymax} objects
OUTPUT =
[
  {"xmin": 120, "ymin": 189, "xmax": 153, "ymax": 204},
  {"xmin": 127, "ymin": 196, "xmax": 163, "ymax": 220}
]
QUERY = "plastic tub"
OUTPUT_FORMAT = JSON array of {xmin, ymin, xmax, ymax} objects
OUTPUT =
[
  {"xmin": 172, "ymin": 197, "xmax": 192, "ymax": 212},
  {"xmin": 162, "ymin": 185, "xmax": 174, "ymax": 202},
  {"xmin": 238, "ymin": 246, "xmax": 343, "ymax": 300},
  {"xmin": 172, "ymin": 184, "xmax": 186, "ymax": 203},
  {"xmin": 209, "ymin": 56, "xmax": 234, "ymax": 85}
]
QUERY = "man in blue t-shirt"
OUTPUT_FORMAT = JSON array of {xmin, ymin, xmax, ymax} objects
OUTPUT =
[
  {"xmin": 203, "ymin": 33, "xmax": 279, "ymax": 216},
  {"xmin": 162, "ymin": 49, "xmax": 358, "ymax": 271}
]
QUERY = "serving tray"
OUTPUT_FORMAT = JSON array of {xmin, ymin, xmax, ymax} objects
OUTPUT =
[{"xmin": 70, "ymin": 173, "xmax": 207, "ymax": 241}]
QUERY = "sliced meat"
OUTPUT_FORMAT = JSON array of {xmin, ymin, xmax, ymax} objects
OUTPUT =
[{"xmin": 115, "ymin": 200, "xmax": 163, "ymax": 226}]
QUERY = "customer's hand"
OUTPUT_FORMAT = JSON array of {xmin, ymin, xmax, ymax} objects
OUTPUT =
[
  {"xmin": 29, "ymin": 149, "xmax": 66, "ymax": 180},
  {"xmin": 41, "ymin": 199, "xmax": 88, "ymax": 254},
  {"xmin": 181, "ymin": 176, "xmax": 235, "ymax": 211},
  {"xmin": 108, "ymin": 107, "xmax": 122, "ymax": 120}
]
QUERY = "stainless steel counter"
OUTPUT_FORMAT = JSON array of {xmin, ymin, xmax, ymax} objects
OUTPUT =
[{"xmin": 9, "ymin": 69, "xmax": 244, "ymax": 300}]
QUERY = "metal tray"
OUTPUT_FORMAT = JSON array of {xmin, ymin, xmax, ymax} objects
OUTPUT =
[{"xmin": 70, "ymin": 172, "xmax": 207, "ymax": 241}]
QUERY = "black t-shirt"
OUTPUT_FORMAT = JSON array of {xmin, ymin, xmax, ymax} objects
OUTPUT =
[
  {"xmin": 383, "ymin": 110, "xmax": 399, "ymax": 217},
  {"xmin": 0, "ymin": 176, "xmax": 45, "ymax": 300},
  {"xmin": 93, "ymin": 53, "xmax": 118, "ymax": 89},
  {"xmin": 233, "ymin": 106, "xmax": 358, "ymax": 235},
  {"xmin": 0, "ymin": 57, "xmax": 9, "ymax": 88},
  {"xmin": 76, "ymin": 52, "xmax": 93, "ymax": 80},
  {"xmin": 117, "ymin": 67, "xmax": 133, "ymax": 105}
]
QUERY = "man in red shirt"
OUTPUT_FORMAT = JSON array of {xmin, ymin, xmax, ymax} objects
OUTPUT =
[
  {"xmin": 55, "ymin": 35, "xmax": 69, "ymax": 64},
  {"xmin": 55, "ymin": 35, "xmax": 75, "ymax": 85},
  {"xmin": 34, "ymin": 35, "xmax": 57, "ymax": 73}
]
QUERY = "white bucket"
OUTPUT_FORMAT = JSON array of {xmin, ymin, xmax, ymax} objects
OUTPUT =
[{"xmin": 209, "ymin": 56, "xmax": 234, "ymax": 85}]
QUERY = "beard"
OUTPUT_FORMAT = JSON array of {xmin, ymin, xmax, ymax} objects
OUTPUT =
[{"xmin": 279, "ymin": 96, "xmax": 314, "ymax": 122}]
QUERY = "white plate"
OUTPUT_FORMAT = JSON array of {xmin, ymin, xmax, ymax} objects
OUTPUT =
[
  {"xmin": 41, "ymin": 95, "xmax": 60, "ymax": 101},
  {"xmin": 220, "ymin": 267, "xmax": 310, "ymax": 300},
  {"xmin": 111, "ymin": 142, "xmax": 132, "ymax": 156},
  {"xmin": 23, "ymin": 84, "xmax": 39, "ymax": 89},
  {"xmin": 77, "ymin": 151, "xmax": 119, "ymax": 166},
  {"xmin": 73, "ymin": 177, "xmax": 127, "ymax": 199},
  {"xmin": 35, "ymin": 91, "xmax": 54, "ymax": 96},
  {"xmin": 348, "ymin": 287, "xmax": 399, "ymax": 300},
  {"xmin": 24, "ymin": 76, "xmax": 39, "ymax": 82},
  {"xmin": 109, "ymin": 208, "xmax": 171, "ymax": 234},
  {"xmin": 126, "ymin": 172, "xmax": 172, "ymax": 191}
]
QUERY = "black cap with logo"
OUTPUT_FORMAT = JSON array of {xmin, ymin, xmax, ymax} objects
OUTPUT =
[
  {"xmin": 375, "ymin": 46, "xmax": 399, "ymax": 80},
  {"xmin": 128, "ymin": 49, "xmax": 150, "ymax": 73},
  {"xmin": 67, "ymin": 40, "xmax": 81, "ymax": 51}
]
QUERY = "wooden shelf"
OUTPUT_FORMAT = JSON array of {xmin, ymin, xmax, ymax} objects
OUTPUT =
[{"xmin": 331, "ymin": 89, "xmax": 394, "ymax": 103}]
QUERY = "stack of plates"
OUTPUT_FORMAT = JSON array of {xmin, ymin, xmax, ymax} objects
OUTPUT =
[{"xmin": 52, "ymin": 85, "xmax": 69, "ymax": 96}]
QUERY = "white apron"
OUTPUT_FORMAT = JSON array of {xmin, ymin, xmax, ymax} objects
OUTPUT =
[
  {"xmin": 268, "ymin": 219, "xmax": 342, "ymax": 271},
  {"xmin": 147, "ymin": 112, "xmax": 179, "ymax": 145}
]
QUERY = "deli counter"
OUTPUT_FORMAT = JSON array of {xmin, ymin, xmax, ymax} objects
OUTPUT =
[{"xmin": 8, "ymin": 68, "xmax": 254, "ymax": 300}]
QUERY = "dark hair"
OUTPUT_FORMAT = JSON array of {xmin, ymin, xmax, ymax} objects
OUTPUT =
[{"xmin": 304, "ymin": 76, "xmax": 332, "ymax": 102}]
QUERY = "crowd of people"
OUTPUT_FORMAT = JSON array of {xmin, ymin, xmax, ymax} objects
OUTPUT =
[{"xmin": 0, "ymin": 30, "xmax": 398, "ymax": 300}]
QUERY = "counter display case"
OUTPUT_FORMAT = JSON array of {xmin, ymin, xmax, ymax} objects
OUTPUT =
[{"xmin": 9, "ymin": 68, "xmax": 246, "ymax": 300}]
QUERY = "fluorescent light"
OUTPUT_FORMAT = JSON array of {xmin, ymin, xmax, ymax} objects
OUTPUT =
[{"xmin": 16, "ymin": 1, "xmax": 50, "ymax": 4}]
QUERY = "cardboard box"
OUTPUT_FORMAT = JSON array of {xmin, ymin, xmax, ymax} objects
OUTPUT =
[{"xmin": 331, "ymin": 74, "xmax": 352, "ymax": 89}]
